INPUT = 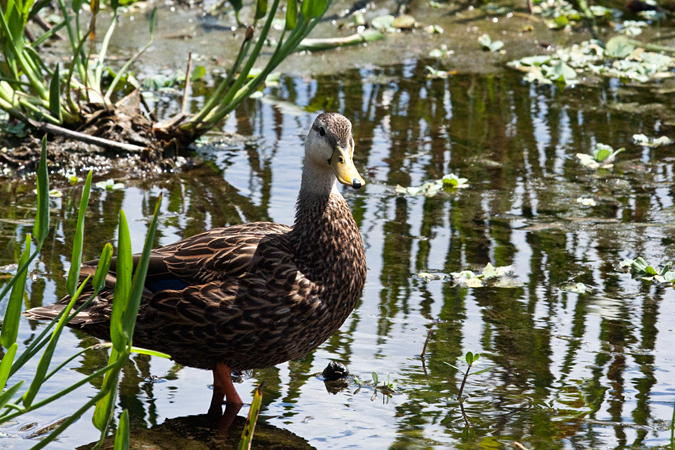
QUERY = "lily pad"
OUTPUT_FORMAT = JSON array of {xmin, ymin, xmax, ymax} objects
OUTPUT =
[
  {"xmin": 605, "ymin": 36, "xmax": 635, "ymax": 58},
  {"xmin": 371, "ymin": 15, "xmax": 396, "ymax": 33},
  {"xmin": 392, "ymin": 14, "xmax": 416, "ymax": 30}
]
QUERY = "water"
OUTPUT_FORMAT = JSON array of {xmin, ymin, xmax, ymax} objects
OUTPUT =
[{"xmin": 2, "ymin": 63, "xmax": 675, "ymax": 449}]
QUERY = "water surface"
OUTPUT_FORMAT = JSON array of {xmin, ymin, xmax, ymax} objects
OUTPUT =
[{"xmin": 2, "ymin": 62, "xmax": 675, "ymax": 449}]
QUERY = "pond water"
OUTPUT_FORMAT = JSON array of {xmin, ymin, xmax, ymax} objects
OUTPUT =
[{"xmin": 2, "ymin": 59, "xmax": 675, "ymax": 448}]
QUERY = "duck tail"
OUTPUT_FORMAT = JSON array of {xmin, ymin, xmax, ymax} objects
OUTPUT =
[{"xmin": 24, "ymin": 303, "xmax": 91, "ymax": 325}]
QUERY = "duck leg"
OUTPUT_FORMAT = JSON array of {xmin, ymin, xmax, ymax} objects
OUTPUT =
[{"xmin": 209, "ymin": 362, "xmax": 244, "ymax": 416}]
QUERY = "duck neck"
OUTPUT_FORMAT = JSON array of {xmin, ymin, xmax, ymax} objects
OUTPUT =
[{"xmin": 290, "ymin": 166, "xmax": 360, "ymax": 280}]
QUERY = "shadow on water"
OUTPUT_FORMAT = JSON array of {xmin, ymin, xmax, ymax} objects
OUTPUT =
[{"xmin": 2, "ymin": 60, "xmax": 675, "ymax": 448}]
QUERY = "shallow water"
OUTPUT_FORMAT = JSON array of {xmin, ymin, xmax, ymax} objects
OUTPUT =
[{"xmin": 2, "ymin": 60, "xmax": 675, "ymax": 449}]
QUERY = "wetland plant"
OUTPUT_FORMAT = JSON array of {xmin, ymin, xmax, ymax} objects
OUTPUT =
[
  {"xmin": 0, "ymin": 137, "xmax": 164, "ymax": 448},
  {"xmin": 0, "ymin": 0, "xmax": 157, "ymax": 126},
  {"xmin": 576, "ymin": 143, "xmax": 624, "ymax": 169},
  {"xmin": 1, "ymin": 0, "xmax": 333, "ymax": 154},
  {"xmin": 444, "ymin": 352, "xmax": 492, "ymax": 401}
]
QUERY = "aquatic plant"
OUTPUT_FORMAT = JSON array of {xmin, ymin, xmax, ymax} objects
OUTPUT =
[
  {"xmin": 576, "ymin": 143, "xmax": 624, "ymax": 169},
  {"xmin": 0, "ymin": 137, "xmax": 164, "ymax": 447},
  {"xmin": 620, "ymin": 257, "xmax": 675, "ymax": 283},
  {"xmin": 1, "ymin": 0, "xmax": 334, "ymax": 154},
  {"xmin": 157, "ymin": 0, "xmax": 334, "ymax": 146},
  {"xmin": 509, "ymin": 36, "xmax": 675, "ymax": 86},
  {"xmin": 395, "ymin": 173, "xmax": 469, "ymax": 197},
  {"xmin": 444, "ymin": 352, "xmax": 492, "ymax": 401},
  {"xmin": 0, "ymin": 0, "xmax": 156, "ymax": 127}
]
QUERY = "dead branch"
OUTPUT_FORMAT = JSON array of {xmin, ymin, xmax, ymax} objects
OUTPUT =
[{"xmin": 30, "ymin": 120, "xmax": 147, "ymax": 153}]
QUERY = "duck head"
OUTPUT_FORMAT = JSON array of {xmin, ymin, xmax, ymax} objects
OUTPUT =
[{"xmin": 304, "ymin": 113, "xmax": 365, "ymax": 190}]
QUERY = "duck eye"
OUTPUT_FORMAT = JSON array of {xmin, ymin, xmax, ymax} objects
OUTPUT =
[{"xmin": 319, "ymin": 127, "xmax": 326, "ymax": 137}]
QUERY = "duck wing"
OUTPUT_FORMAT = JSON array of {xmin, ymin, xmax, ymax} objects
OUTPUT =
[{"xmin": 85, "ymin": 222, "xmax": 293, "ymax": 293}]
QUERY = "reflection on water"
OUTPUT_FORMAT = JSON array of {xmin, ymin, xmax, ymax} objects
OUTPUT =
[{"xmin": 2, "ymin": 62, "xmax": 675, "ymax": 449}]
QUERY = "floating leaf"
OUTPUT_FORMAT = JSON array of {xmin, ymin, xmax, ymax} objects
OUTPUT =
[
  {"xmin": 96, "ymin": 179, "xmax": 125, "ymax": 190},
  {"xmin": 371, "ymin": 15, "xmax": 395, "ymax": 32},
  {"xmin": 550, "ymin": 61, "xmax": 577, "ymax": 82},
  {"xmin": 392, "ymin": 14, "xmax": 415, "ymax": 29},
  {"xmin": 482, "ymin": 263, "xmax": 500, "ymax": 279},
  {"xmin": 605, "ymin": 36, "xmax": 635, "ymax": 58},
  {"xmin": 563, "ymin": 282, "xmax": 594, "ymax": 294},
  {"xmin": 442, "ymin": 173, "xmax": 469, "ymax": 188}
]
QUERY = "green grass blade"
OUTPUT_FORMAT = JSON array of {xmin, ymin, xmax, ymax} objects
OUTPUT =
[
  {"xmin": 238, "ymin": 382, "xmax": 265, "ymax": 450},
  {"xmin": 104, "ymin": 8, "xmax": 156, "ymax": 100},
  {"xmin": 92, "ymin": 243, "xmax": 113, "ymax": 292},
  {"xmin": 29, "ymin": 0, "xmax": 52, "ymax": 17},
  {"xmin": 0, "ymin": 381, "xmax": 24, "ymax": 411},
  {"xmin": 0, "ymin": 343, "xmax": 18, "ymax": 392},
  {"xmin": 301, "ymin": 0, "xmax": 326, "ymax": 19},
  {"xmin": 254, "ymin": 0, "xmax": 267, "ymax": 20},
  {"xmin": 33, "ymin": 136, "xmax": 50, "ymax": 247},
  {"xmin": 122, "ymin": 193, "xmax": 162, "ymax": 341},
  {"xmin": 95, "ymin": 343, "xmax": 171, "ymax": 359},
  {"xmin": 66, "ymin": 171, "xmax": 92, "ymax": 296},
  {"xmin": 48, "ymin": 63, "xmax": 62, "ymax": 124},
  {"xmin": 113, "ymin": 409, "xmax": 130, "ymax": 450},
  {"xmin": 21, "ymin": 278, "xmax": 89, "ymax": 408},
  {"xmin": 2, "ymin": 359, "xmax": 122, "ymax": 423},
  {"xmin": 92, "ymin": 347, "xmax": 123, "ymax": 432},
  {"xmin": 286, "ymin": 0, "xmax": 297, "ymax": 30},
  {"xmin": 31, "ymin": 19, "xmax": 66, "ymax": 47},
  {"xmin": 110, "ymin": 211, "xmax": 132, "ymax": 351},
  {"xmin": 0, "ymin": 235, "xmax": 31, "ymax": 350}
]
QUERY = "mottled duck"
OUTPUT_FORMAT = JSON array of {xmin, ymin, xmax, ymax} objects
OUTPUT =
[{"xmin": 26, "ymin": 113, "xmax": 367, "ymax": 413}]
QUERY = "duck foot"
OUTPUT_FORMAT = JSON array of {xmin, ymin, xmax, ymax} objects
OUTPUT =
[{"xmin": 208, "ymin": 362, "xmax": 244, "ymax": 426}]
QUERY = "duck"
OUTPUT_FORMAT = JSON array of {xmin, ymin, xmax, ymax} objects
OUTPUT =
[{"xmin": 26, "ymin": 113, "xmax": 367, "ymax": 413}]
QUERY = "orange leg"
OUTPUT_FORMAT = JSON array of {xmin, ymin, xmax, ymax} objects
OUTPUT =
[{"xmin": 209, "ymin": 362, "xmax": 244, "ymax": 417}]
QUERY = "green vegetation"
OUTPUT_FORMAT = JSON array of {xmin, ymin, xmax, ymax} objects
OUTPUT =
[
  {"xmin": 0, "ymin": 138, "xmax": 165, "ymax": 448},
  {"xmin": 0, "ymin": 0, "xmax": 157, "ymax": 125},
  {"xmin": 415, "ymin": 263, "xmax": 521, "ymax": 288},
  {"xmin": 238, "ymin": 383, "xmax": 265, "ymax": 450},
  {"xmin": 354, "ymin": 372, "xmax": 398, "ymax": 401},
  {"xmin": 158, "ymin": 0, "xmax": 335, "ymax": 146},
  {"xmin": 444, "ymin": 352, "xmax": 492, "ymax": 401},
  {"xmin": 576, "ymin": 143, "xmax": 624, "ymax": 169},
  {"xmin": 509, "ymin": 37, "xmax": 675, "ymax": 86},
  {"xmin": 0, "ymin": 0, "xmax": 334, "ymax": 151},
  {"xmin": 478, "ymin": 34, "xmax": 504, "ymax": 53},
  {"xmin": 395, "ymin": 173, "xmax": 468, "ymax": 197},
  {"xmin": 621, "ymin": 257, "xmax": 675, "ymax": 283}
]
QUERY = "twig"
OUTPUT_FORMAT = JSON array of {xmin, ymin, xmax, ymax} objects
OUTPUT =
[
  {"xmin": 457, "ymin": 362, "xmax": 473, "ymax": 401},
  {"xmin": 420, "ymin": 326, "xmax": 434, "ymax": 358},
  {"xmin": 182, "ymin": 52, "xmax": 193, "ymax": 116},
  {"xmin": 139, "ymin": 92, "xmax": 157, "ymax": 122},
  {"xmin": 29, "ymin": 120, "xmax": 146, "ymax": 153}
]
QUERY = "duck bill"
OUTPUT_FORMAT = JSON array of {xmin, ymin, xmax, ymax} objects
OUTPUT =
[{"xmin": 331, "ymin": 146, "xmax": 365, "ymax": 189}]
